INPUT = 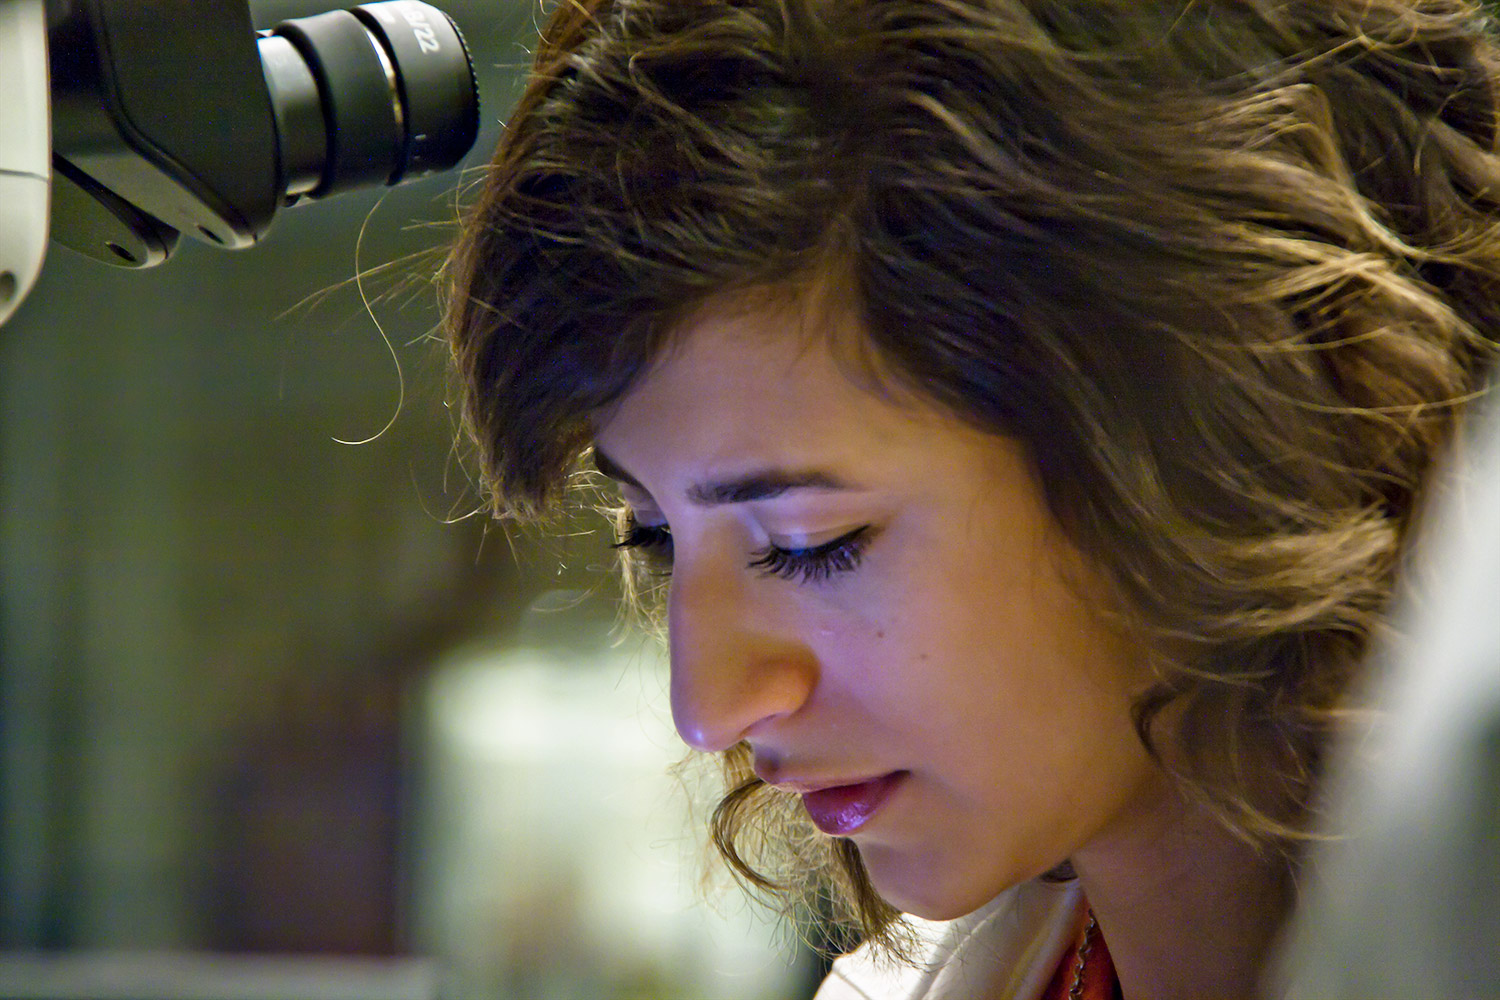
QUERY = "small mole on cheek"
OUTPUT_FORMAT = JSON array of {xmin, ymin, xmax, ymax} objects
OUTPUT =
[{"xmin": 875, "ymin": 630, "xmax": 885, "ymax": 640}]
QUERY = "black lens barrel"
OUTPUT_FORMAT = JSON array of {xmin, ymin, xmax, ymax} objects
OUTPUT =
[
  {"xmin": 46, "ymin": 0, "xmax": 479, "ymax": 266},
  {"xmin": 257, "ymin": 33, "xmax": 330, "ymax": 197},
  {"xmin": 258, "ymin": 1, "xmax": 477, "ymax": 200},
  {"xmin": 352, "ymin": 2, "xmax": 478, "ymax": 181}
]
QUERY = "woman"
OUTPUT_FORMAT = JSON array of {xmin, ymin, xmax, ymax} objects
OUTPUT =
[{"xmin": 445, "ymin": 1, "xmax": 1500, "ymax": 996}]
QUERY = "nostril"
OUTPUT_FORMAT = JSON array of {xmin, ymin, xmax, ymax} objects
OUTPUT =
[
  {"xmin": 750, "ymin": 755, "xmax": 784, "ymax": 786},
  {"xmin": 670, "ymin": 653, "xmax": 818, "ymax": 754},
  {"xmin": 667, "ymin": 575, "xmax": 819, "ymax": 751}
]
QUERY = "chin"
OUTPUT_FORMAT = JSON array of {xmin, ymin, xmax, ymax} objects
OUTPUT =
[{"xmin": 857, "ymin": 841, "xmax": 1016, "ymax": 921}]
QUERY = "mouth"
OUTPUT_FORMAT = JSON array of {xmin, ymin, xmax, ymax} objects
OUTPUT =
[{"xmin": 798, "ymin": 771, "xmax": 907, "ymax": 836}]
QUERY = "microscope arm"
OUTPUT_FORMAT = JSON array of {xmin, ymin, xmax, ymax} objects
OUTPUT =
[{"xmin": 0, "ymin": 0, "xmax": 50, "ymax": 328}]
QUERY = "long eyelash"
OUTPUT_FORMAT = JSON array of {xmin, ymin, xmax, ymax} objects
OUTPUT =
[
  {"xmin": 613, "ymin": 517, "xmax": 673, "ymax": 574},
  {"xmin": 613, "ymin": 519, "xmax": 672, "ymax": 552},
  {"xmin": 748, "ymin": 526, "xmax": 872, "ymax": 584}
]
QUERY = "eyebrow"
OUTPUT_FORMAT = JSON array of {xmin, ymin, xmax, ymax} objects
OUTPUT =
[{"xmin": 592, "ymin": 447, "xmax": 858, "ymax": 506}]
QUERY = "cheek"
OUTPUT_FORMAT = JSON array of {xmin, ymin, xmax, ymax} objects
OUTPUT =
[
  {"xmin": 797, "ymin": 590, "xmax": 930, "ymax": 716},
  {"xmin": 815, "ymin": 543, "xmax": 975, "ymax": 649},
  {"xmin": 813, "ymin": 590, "xmax": 972, "ymax": 725},
  {"xmin": 863, "ymin": 564, "xmax": 1132, "ymax": 755}
]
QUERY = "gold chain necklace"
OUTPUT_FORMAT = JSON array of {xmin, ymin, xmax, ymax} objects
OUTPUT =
[{"xmin": 1067, "ymin": 910, "xmax": 1099, "ymax": 1000}]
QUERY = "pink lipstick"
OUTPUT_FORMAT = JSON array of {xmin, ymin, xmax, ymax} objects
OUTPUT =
[{"xmin": 800, "ymin": 772, "xmax": 904, "ymax": 836}]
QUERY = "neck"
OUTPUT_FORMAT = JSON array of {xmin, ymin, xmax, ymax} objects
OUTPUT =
[{"xmin": 1070, "ymin": 777, "xmax": 1295, "ymax": 1000}]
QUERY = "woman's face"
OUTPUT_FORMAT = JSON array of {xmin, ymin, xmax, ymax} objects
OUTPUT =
[{"xmin": 592, "ymin": 301, "xmax": 1165, "ymax": 919}]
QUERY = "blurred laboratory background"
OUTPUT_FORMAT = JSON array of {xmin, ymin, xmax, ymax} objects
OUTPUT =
[{"xmin": 0, "ymin": 1, "xmax": 820, "ymax": 996}]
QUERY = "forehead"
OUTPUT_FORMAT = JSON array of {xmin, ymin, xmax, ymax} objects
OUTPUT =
[
  {"xmin": 625, "ymin": 286, "xmax": 911, "ymax": 425},
  {"xmin": 615, "ymin": 299, "xmax": 863, "ymax": 428},
  {"xmin": 652, "ymin": 279, "xmax": 902, "ymax": 404},
  {"xmin": 591, "ymin": 293, "xmax": 979, "ymax": 487}
]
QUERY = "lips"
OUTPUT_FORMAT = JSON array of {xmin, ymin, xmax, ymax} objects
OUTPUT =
[{"xmin": 799, "ymin": 772, "xmax": 905, "ymax": 836}]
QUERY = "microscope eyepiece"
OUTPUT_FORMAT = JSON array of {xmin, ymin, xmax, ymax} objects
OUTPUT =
[
  {"xmin": 46, "ymin": 0, "xmax": 480, "ymax": 266},
  {"xmin": 260, "ymin": 1, "xmax": 478, "ymax": 200}
]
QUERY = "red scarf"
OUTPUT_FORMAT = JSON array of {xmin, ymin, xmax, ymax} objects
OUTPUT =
[{"xmin": 1039, "ymin": 908, "xmax": 1120, "ymax": 1000}]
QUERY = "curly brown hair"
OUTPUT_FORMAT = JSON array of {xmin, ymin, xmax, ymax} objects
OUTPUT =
[{"xmin": 446, "ymin": 0, "xmax": 1500, "ymax": 952}]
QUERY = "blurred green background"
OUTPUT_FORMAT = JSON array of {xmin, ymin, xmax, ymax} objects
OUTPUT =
[{"xmin": 0, "ymin": 3, "xmax": 817, "ymax": 996}]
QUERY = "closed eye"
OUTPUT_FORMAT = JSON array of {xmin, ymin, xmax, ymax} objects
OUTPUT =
[
  {"xmin": 613, "ymin": 517, "xmax": 673, "ymax": 562},
  {"xmin": 748, "ymin": 526, "xmax": 873, "ymax": 584},
  {"xmin": 615, "ymin": 517, "xmax": 875, "ymax": 585}
]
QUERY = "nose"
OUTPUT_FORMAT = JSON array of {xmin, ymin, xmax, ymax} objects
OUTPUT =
[{"xmin": 667, "ymin": 556, "xmax": 818, "ymax": 753}]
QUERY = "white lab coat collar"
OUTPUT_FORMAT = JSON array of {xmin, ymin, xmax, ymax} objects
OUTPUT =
[{"xmin": 815, "ymin": 879, "xmax": 1084, "ymax": 1000}]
